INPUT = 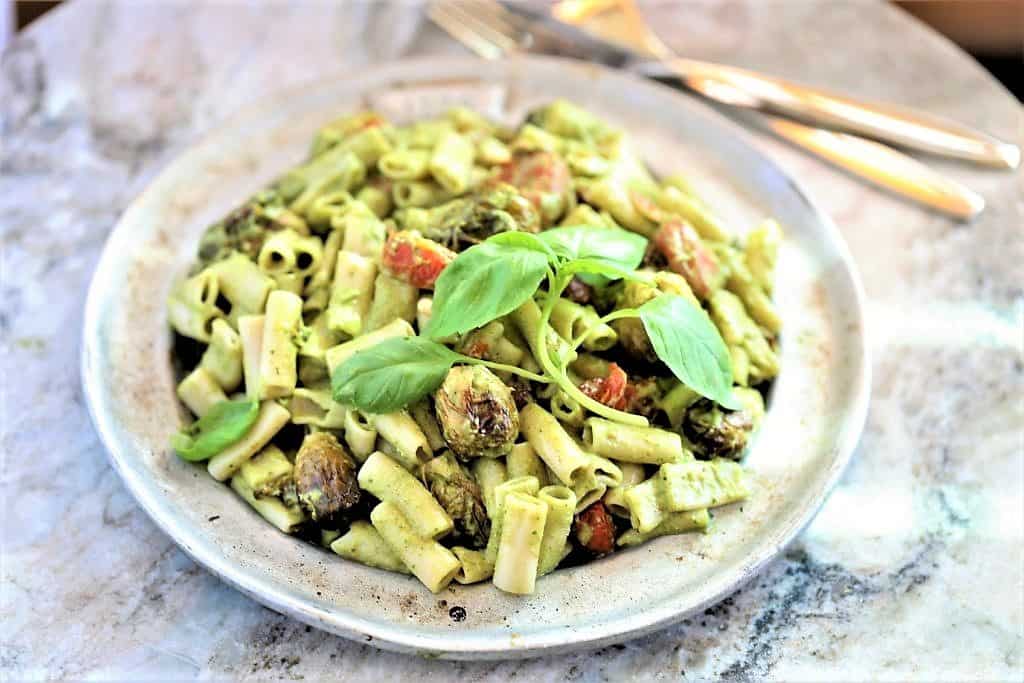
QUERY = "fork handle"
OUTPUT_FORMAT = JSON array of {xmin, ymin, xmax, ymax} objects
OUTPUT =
[
  {"xmin": 767, "ymin": 117, "xmax": 984, "ymax": 220},
  {"xmin": 661, "ymin": 58, "xmax": 1020, "ymax": 170}
]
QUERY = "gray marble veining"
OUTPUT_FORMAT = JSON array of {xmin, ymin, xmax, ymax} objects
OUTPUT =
[{"xmin": 2, "ymin": 1, "xmax": 1021, "ymax": 680}]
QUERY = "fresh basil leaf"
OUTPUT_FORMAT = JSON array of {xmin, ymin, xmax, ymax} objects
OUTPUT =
[
  {"xmin": 565, "ymin": 258, "xmax": 654, "ymax": 284},
  {"xmin": 171, "ymin": 399, "xmax": 259, "ymax": 462},
  {"xmin": 487, "ymin": 231, "xmax": 557, "ymax": 260},
  {"xmin": 426, "ymin": 240, "xmax": 550, "ymax": 339},
  {"xmin": 638, "ymin": 295, "xmax": 741, "ymax": 409},
  {"xmin": 332, "ymin": 336, "xmax": 461, "ymax": 413},
  {"xmin": 538, "ymin": 225, "xmax": 647, "ymax": 270}
]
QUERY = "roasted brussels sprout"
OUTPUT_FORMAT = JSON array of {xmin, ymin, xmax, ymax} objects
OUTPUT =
[
  {"xmin": 423, "ymin": 182, "xmax": 540, "ymax": 247},
  {"xmin": 612, "ymin": 271, "xmax": 698, "ymax": 362},
  {"xmin": 421, "ymin": 452, "xmax": 490, "ymax": 548},
  {"xmin": 682, "ymin": 399, "xmax": 756, "ymax": 460},
  {"xmin": 196, "ymin": 190, "xmax": 306, "ymax": 269},
  {"xmin": 435, "ymin": 366, "xmax": 520, "ymax": 458},
  {"xmin": 293, "ymin": 432, "xmax": 361, "ymax": 524}
]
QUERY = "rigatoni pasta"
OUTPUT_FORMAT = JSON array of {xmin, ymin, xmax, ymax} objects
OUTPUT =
[{"xmin": 169, "ymin": 101, "xmax": 779, "ymax": 597}]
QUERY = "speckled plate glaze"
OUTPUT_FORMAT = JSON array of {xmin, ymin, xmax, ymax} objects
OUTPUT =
[{"xmin": 81, "ymin": 56, "xmax": 869, "ymax": 659}]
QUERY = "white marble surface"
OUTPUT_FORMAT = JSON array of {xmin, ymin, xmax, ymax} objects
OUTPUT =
[{"xmin": 2, "ymin": 1, "xmax": 1021, "ymax": 679}]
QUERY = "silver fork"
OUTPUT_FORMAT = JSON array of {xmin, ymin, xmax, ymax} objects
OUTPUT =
[{"xmin": 428, "ymin": 0, "xmax": 988, "ymax": 221}]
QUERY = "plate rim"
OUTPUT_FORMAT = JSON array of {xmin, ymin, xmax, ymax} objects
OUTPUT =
[{"xmin": 80, "ymin": 54, "xmax": 871, "ymax": 659}]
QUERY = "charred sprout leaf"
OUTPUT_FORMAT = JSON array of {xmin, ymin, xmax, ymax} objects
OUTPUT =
[
  {"xmin": 423, "ymin": 182, "xmax": 541, "ymax": 246},
  {"xmin": 332, "ymin": 337, "xmax": 460, "ymax": 413},
  {"xmin": 435, "ymin": 366, "xmax": 520, "ymax": 458},
  {"xmin": 196, "ymin": 190, "xmax": 303, "ymax": 268},
  {"xmin": 682, "ymin": 399, "xmax": 755, "ymax": 459},
  {"xmin": 293, "ymin": 432, "xmax": 361, "ymax": 524},
  {"xmin": 426, "ymin": 238, "xmax": 550, "ymax": 340},
  {"xmin": 421, "ymin": 452, "xmax": 491, "ymax": 548},
  {"xmin": 171, "ymin": 399, "xmax": 258, "ymax": 462},
  {"xmin": 638, "ymin": 295, "xmax": 740, "ymax": 410}
]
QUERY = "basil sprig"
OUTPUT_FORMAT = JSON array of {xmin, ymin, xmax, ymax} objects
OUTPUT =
[
  {"xmin": 171, "ymin": 398, "xmax": 259, "ymax": 462},
  {"xmin": 332, "ymin": 337, "xmax": 462, "ymax": 413},
  {"xmin": 332, "ymin": 225, "xmax": 737, "ymax": 423},
  {"xmin": 638, "ymin": 295, "xmax": 739, "ymax": 409}
]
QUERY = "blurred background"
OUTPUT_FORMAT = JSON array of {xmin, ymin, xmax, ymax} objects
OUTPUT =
[{"xmin": 3, "ymin": 0, "xmax": 1022, "ymax": 100}]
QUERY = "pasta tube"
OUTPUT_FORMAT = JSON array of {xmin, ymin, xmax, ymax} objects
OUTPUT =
[
  {"xmin": 429, "ymin": 131, "xmax": 475, "ymax": 193},
  {"xmin": 519, "ymin": 403, "xmax": 588, "ymax": 486},
  {"xmin": 549, "ymin": 299, "xmax": 617, "ymax": 352},
  {"xmin": 493, "ymin": 492, "xmax": 548, "ymax": 595},
  {"xmin": 745, "ymin": 218, "xmax": 782, "ymax": 294},
  {"xmin": 617, "ymin": 509, "xmax": 709, "ymax": 547},
  {"xmin": 326, "ymin": 251, "xmax": 377, "ymax": 336},
  {"xmin": 358, "ymin": 451, "xmax": 452, "ymax": 539},
  {"xmin": 363, "ymin": 272, "xmax": 418, "ymax": 332},
  {"xmin": 370, "ymin": 502, "xmax": 460, "ymax": 593},
  {"xmin": 176, "ymin": 368, "xmax": 227, "ymax": 418},
  {"xmin": 331, "ymin": 520, "xmax": 409, "ymax": 574},
  {"xmin": 409, "ymin": 400, "xmax": 445, "ymax": 453},
  {"xmin": 257, "ymin": 290, "xmax": 303, "ymax": 400},
  {"xmin": 378, "ymin": 147, "xmax": 431, "ymax": 180},
  {"xmin": 237, "ymin": 315, "xmax": 264, "ymax": 400},
  {"xmin": 506, "ymin": 442, "xmax": 549, "ymax": 486},
  {"xmin": 342, "ymin": 409, "xmax": 377, "ymax": 461},
  {"xmin": 207, "ymin": 401, "xmax": 291, "ymax": 481},
  {"xmin": 355, "ymin": 184, "xmax": 392, "ymax": 218},
  {"xmin": 656, "ymin": 186, "xmax": 730, "ymax": 242},
  {"xmin": 452, "ymin": 547, "xmax": 494, "ymax": 584},
  {"xmin": 367, "ymin": 411, "xmax": 430, "ymax": 470},
  {"xmin": 324, "ymin": 319, "xmax": 414, "ymax": 376},
  {"xmin": 603, "ymin": 461, "xmax": 646, "ymax": 518},
  {"xmin": 199, "ymin": 319, "xmax": 243, "ymax": 392},
  {"xmin": 582, "ymin": 417, "xmax": 684, "ymax": 465},
  {"xmin": 288, "ymin": 387, "xmax": 346, "ymax": 429},
  {"xmin": 472, "ymin": 457, "xmax": 507, "ymax": 520},
  {"xmin": 167, "ymin": 270, "xmax": 221, "ymax": 343},
  {"xmin": 392, "ymin": 180, "xmax": 456, "ymax": 209},
  {"xmin": 536, "ymin": 485, "xmax": 576, "ymax": 576},
  {"xmin": 484, "ymin": 476, "xmax": 541, "ymax": 563},
  {"xmin": 621, "ymin": 479, "xmax": 665, "ymax": 533},
  {"xmin": 230, "ymin": 473, "xmax": 306, "ymax": 533},
  {"xmin": 210, "ymin": 253, "xmax": 274, "ymax": 319},
  {"xmin": 656, "ymin": 459, "xmax": 750, "ymax": 512}
]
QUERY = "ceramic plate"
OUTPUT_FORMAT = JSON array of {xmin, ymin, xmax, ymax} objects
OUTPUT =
[{"xmin": 81, "ymin": 56, "xmax": 870, "ymax": 659}]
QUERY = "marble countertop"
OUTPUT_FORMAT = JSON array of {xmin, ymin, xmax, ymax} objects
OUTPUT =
[{"xmin": 2, "ymin": 1, "xmax": 1021, "ymax": 679}]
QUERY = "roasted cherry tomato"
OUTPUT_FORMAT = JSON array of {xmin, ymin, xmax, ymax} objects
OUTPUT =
[
  {"xmin": 653, "ymin": 219, "xmax": 719, "ymax": 300},
  {"xmin": 381, "ymin": 230, "xmax": 456, "ymax": 289},
  {"xmin": 573, "ymin": 501, "xmax": 616, "ymax": 555}
]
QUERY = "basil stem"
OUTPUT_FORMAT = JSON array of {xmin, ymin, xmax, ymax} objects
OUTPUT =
[
  {"xmin": 568, "ymin": 307, "xmax": 639, "ymax": 353},
  {"xmin": 535, "ymin": 271, "xmax": 649, "ymax": 427},
  {"xmin": 468, "ymin": 355, "xmax": 551, "ymax": 384}
]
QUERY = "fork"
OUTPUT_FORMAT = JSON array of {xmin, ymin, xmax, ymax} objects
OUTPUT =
[{"xmin": 428, "ymin": 0, "xmax": 990, "ymax": 220}]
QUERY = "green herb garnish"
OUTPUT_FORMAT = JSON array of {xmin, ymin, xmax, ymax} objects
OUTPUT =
[
  {"xmin": 332, "ymin": 225, "xmax": 735, "ymax": 424},
  {"xmin": 170, "ymin": 398, "xmax": 259, "ymax": 462}
]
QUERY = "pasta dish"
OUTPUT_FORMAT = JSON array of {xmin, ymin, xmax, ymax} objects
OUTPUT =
[{"xmin": 167, "ymin": 101, "xmax": 781, "ymax": 595}]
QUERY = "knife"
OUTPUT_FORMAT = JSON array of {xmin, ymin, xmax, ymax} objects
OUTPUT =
[{"xmin": 502, "ymin": 2, "xmax": 1019, "ymax": 171}]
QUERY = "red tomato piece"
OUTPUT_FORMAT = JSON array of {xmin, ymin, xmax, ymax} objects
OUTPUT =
[
  {"xmin": 574, "ymin": 501, "xmax": 616, "ymax": 555},
  {"xmin": 653, "ymin": 219, "xmax": 719, "ymax": 300},
  {"xmin": 381, "ymin": 231, "xmax": 456, "ymax": 289}
]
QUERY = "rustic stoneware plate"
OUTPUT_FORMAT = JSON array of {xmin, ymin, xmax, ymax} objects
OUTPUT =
[{"xmin": 81, "ymin": 56, "xmax": 870, "ymax": 659}]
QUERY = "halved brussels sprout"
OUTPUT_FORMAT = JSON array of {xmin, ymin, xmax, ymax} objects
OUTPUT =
[
  {"xmin": 293, "ymin": 432, "xmax": 360, "ymax": 524},
  {"xmin": 435, "ymin": 366, "xmax": 519, "ymax": 459},
  {"xmin": 421, "ymin": 452, "xmax": 490, "ymax": 548},
  {"xmin": 682, "ymin": 398, "xmax": 756, "ymax": 460}
]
